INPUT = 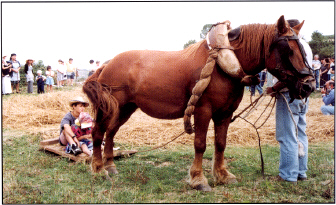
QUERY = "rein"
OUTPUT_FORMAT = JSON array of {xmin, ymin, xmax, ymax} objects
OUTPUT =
[
  {"xmin": 135, "ymin": 130, "xmax": 187, "ymax": 153},
  {"xmin": 231, "ymin": 93, "xmax": 277, "ymax": 177}
]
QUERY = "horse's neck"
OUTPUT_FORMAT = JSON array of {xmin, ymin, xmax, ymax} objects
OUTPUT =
[{"xmin": 232, "ymin": 24, "xmax": 275, "ymax": 75}]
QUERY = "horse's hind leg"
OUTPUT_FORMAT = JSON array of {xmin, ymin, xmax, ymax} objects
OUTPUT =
[
  {"xmin": 188, "ymin": 106, "xmax": 212, "ymax": 191},
  {"xmin": 91, "ymin": 109, "xmax": 109, "ymax": 173},
  {"xmin": 103, "ymin": 103, "xmax": 138, "ymax": 175},
  {"xmin": 212, "ymin": 115, "xmax": 237, "ymax": 184}
]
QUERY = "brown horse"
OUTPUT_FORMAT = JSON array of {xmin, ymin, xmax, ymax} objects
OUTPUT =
[{"xmin": 83, "ymin": 15, "xmax": 315, "ymax": 191}]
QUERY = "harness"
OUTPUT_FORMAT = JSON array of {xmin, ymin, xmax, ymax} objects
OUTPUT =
[
  {"xmin": 269, "ymin": 27, "xmax": 315, "ymax": 101},
  {"xmin": 270, "ymin": 27, "xmax": 314, "ymax": 78},
  {"xmin": 206, "ymin": 21, "xmax": 235, "ymax": 51}
]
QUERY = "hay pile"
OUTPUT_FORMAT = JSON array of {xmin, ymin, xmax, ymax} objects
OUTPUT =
[{"xmin": 2, "ymin": 86, "xmax": 334, "ymax": 147}]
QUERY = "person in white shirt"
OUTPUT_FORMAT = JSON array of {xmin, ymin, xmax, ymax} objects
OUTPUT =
[
  {"xmin": 88, "ymin": 59, "xmax": 96, "ymax": 77},
  {"xmin": 312, "ymin": 54, "xmax": 321, "ymax": 90},
  {"xmin": 56, "ymin": 59, "xmax": 66, "ymax": 87},
  {"xmin": 45, "ymin": 65, "xmax": 55, "ymax": 92}
]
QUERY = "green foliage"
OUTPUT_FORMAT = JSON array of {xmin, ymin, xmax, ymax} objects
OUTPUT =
[
  {"xmin": 3, "ymin": 133, "xmax": 334, "ymax": 203},
  {"xmin": 309, "ymin": 31, "xmax": 335, "ymax": 59},
  {"xmin": 183, "ymin": 39, "xmax": 197, "ymax": 49},
  {"xmin": 200, "ymin": 24, "xmax": 213, "ymax": 39}
]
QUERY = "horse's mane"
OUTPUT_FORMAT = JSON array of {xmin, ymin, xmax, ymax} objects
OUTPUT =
[{"xmin": 232, "ymin": 23, "xmax": 276, "ymax": 65}]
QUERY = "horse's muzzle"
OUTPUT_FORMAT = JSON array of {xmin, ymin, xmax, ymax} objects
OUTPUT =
[{"xmin": 289, "ymin": 75, "xmax": 316, "ymax": 100}]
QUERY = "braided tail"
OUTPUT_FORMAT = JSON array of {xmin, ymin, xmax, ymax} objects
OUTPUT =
[{"xmin": 183, "ymin": 49, "xmax": 219, "ymax": 134}]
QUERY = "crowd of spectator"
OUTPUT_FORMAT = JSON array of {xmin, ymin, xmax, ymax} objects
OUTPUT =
[{"xmin": 2, "ymin": 54, "xmax": 101, "ymax": 95}]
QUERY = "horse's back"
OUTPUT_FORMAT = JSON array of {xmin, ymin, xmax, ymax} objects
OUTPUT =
[{"xmin": 97, "ymin": 49, "xmax": 208, "ymax": 119}]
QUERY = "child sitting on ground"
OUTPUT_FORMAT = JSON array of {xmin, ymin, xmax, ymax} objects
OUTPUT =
[{"xmin": 65, "ymin": 112, "xmax": 94, "ymax": 156}]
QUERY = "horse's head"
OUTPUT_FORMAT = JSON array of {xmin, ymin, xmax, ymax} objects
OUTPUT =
[{"xmin": 266, "ymin": 15, "xmax": 316, "ymax": 100}]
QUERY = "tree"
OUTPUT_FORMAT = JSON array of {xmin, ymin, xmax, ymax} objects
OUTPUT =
[
  {"xmin": 309, "ymin": 31, "xmax": 334, "ymax": 59},
  {"xmin": 183, "ymin": 40, "xmax": 197, "ymax": 49},
  {"xmin": 200, "ymin": 24, "xmax": 213, "ymax": 39}
]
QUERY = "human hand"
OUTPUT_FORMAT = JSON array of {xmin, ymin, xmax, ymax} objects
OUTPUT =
[{"xmin": 265, "ymin": 87, "xmax": 276, "ymax": 97}]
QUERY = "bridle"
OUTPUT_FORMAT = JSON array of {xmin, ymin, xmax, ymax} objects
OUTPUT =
[
  {"xmin": 269, "ymin": 27, "xmax": 315, "ymax": 101},
  {"xmin": 269, "ymin": 27, "xmax": 314, "ymax": 78}
]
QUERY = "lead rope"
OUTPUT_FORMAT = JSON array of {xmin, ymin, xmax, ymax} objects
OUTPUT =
[
  {"xmin": 279, "ymin": 92, "xmax": 305, "ymax": 157},
  {"xmin": 231, "ymin": 93, "xmax": 277, "ymax": 178}
]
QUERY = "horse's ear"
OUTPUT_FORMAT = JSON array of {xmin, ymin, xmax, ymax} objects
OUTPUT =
[
  {"xmin": 277, "ymin": 15, "xmax": 288, "ymax": 34},
  {"xmin": 292, "ymin": 20, "xmax": 304, "ymax": 35}
]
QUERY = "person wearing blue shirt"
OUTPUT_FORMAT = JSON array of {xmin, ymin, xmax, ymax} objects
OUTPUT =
[{"xmin": 321, "ymin": 81, "xmax": 335, "ymax": 115}]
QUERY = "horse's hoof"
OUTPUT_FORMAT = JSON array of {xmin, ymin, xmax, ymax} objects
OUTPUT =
[
  {"xmin": 195, "ymin": 184, "xmax": 212, "ymax": 192},
  {"xmin": 224, "ymin": 177, "xmax": 238, "ymax": 184},
  {"xmin": 91, "ymin": 163, "xmax": 103, "ymax": 173},
  {"xmin": 105, "ymin": 166, "xmax": 118, "ymax": 175}
]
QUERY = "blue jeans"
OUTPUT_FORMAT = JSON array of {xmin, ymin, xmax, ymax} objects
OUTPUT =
[
  {"xmin": 250, "ymin": 84, "xmax": 263, "ymax": 95},
  {"xmin": 321, "ymin": 105, "xmax": 334, "ymax": 115},
  {"xmin": 314, "ymin": 70, "xmax": 320, "ymax": 89},
  {"xmin": 276, "ymin": 92, "xmax": 309, "ymax": 181}
]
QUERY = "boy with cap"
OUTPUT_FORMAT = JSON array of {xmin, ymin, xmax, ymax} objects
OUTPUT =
[
  {"xmin": 59, "ymin": 96, "xmax": 90, "ymax": 155},
  {"xmin": 67, "ymin": 112, "xmax": 94, "ymax": 156}
]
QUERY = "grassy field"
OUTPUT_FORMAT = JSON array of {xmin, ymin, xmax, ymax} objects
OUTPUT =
[{"xmin": 3, "ymin": 131, "xmax": 334, "ymax": 204}]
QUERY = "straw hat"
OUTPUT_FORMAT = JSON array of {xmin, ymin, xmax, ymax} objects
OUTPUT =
[
  {"xmin": 69, "ymin": 96, "xmax": 89, "ymax": 107},
  {"xmin": 37, "ymin": 70, "xmax": 42, "ymax": 74}
]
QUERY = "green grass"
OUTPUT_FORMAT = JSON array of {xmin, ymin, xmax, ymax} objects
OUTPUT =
[{"xmin": 3, "ymin": 133, "xmax": 334, "ymax": 203}]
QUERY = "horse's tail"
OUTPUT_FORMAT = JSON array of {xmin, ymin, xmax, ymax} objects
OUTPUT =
[{"xmin": 82, "ymin": 65, "xmax": 119, "ymax": 127}]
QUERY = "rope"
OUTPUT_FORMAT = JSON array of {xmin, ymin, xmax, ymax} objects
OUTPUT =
[
  {"xmin": 231, "ymin": 92, "xmax": 277, "ymax": 178},
  {"xmin": 135, "ymin": 130, "xmax": 187, "ymax": 153},
  {"xmin": 279, "ymin": 92, "xmax": 305, "ymax": 157}
]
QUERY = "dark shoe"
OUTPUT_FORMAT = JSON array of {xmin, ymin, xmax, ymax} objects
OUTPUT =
[
  {"xmin": 71, "ymin": 144, "xmax": 82, "ymax": 156},
  {"xmin": 298, "ymin": 176, "xmax": 308, "ymax": 181},
  {"xmin": 275, "ymin": 175, "xmax": 297, "ymax": 184}
]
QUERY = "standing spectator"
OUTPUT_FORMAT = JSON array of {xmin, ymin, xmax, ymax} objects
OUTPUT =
[
  {"xmin": 260, "ymin": 69, "xmax": 267, "ymax": 87},
  {"xmin": 321, "ymin": 80, "xmax": 334, "ymax": 115},
  {"xmin": 9, "ymin": 53, "xmax": 21, "ymax": 94},
  {"xmin": 45, "ymin": 65, "xmax": 55, "ymax": 92},
  {"xmin": 36, "ymin": 70, "xmax": 46, "ymax": 94},
  {"xmin": 56, "ymin": 59, "xmax": 66, "ymax": 88},
  {"xmin": 66, "ymin": 58, "xmax": 76, "ymax": 86},
  {"xmin": 95, "ymin": 60, "xmax": 100, "ymax": 69},
  {"xmin": 265, "ymin": 19, "xmax": 313, "ymax": 183},
  {"xmin": 251, "ymin": 71, "xmax": 264, "ymax": 96},
  {"xmin": 329, "ymin": 57, "xmax": 335, "ymax": 80},
  {"xmin": 88, "ymin": 60, "xmax": 96, "ymax": 77},
  {"xmin": 24, "ymin": 59, "xmax": 34, "ymax": 94},
  {"xmin": 312, "ymin": 54, "xmax": 321, "ymax": 90},
  {"xmin": 320, "ymin": 58, "xmax": 330, "ymax": 88},
  {"xmin": 2, "ymin": 56, "xmax": 12, "ymax": 95}
]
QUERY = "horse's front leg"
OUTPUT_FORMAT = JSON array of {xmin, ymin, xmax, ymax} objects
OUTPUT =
[
  {"xmin": 188, "ymin": 106, "xmax": 212, "ymax": 192},
  {"xmin": 212, "ymin": 116, "xmax": 237, "ymax": 184}
]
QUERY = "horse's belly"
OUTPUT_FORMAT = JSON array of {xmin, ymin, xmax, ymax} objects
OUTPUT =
[{"xmin": 132, "ymin": 86, "xmax": 188, "ymax": 119}]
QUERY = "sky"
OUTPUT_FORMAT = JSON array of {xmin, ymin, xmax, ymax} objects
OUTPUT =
[{"xmin": 1, "ymin": 1, "xmax": 335, "ymax": 70}]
